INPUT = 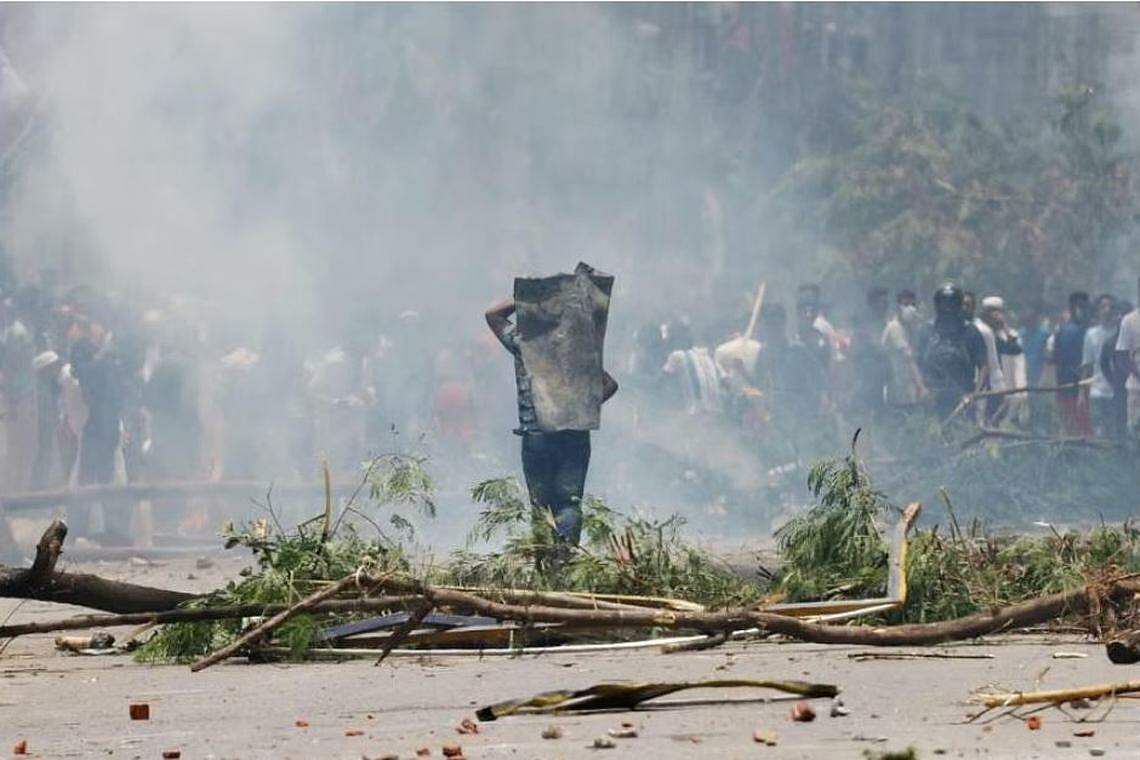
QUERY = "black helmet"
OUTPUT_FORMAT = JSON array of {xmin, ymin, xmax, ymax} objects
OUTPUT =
[{"xmin": 933, "ymin": 283, "xmax": 963, "ymax": 317}]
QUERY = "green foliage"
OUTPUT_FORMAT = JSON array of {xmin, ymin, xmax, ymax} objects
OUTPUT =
[
  {"xmin": 134, "ymin": 611, "xmax": 220, "ymax": 664},
  {"xmin": 366, "ymin": 454, "xmax": 437, "ymax": 519},
  {"xmin": 900, "ymin": 519, "xmax": 1140, "ymax": 624},
  {"xmin": 137, "ymin": 453, "xmax": 428, "ymax": 663},
  {"xmin": 774, "ymin": 436, "xmax": 891, "ymax": 601},
  {"xmin": 140, "ymin": 459, "xmax": 761, "ymax": 662},
  {"xmin": 774, "ymin": 435, "xmax": 1140, "ymax": 629},
  {"xmin": 444, "ymin": 477, "xmax": 760, "ymax": 608},
  {"xmin": 467, "ymin": 477, "xmax": 535, "ymax": 545},
  {"xmin": 139, "ymin": 441, "xmax": 1140, "ymax": 664},
  {"xmin": 774, "ymin": 81, "xmax": 1138, "ymax": 303}
]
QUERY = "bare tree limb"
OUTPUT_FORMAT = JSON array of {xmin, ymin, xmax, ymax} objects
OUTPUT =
[
  {"xmin": 0, "ymin": 595, "xmax": 423, "ymax": 639},
  {"xmin": 974, "ymin": 679, "xmax": 1140, "ymax": 708},
  {"xmin": 0, "ymin": 520, "xmax": 195, "ymax": 613},
  {"xmin": 375, "ymin": 575, "xmax": 1140, "ymax": 648},
  {"xmin": 190, "ymin": 571, "xmax": 377, "ymax": 672}
]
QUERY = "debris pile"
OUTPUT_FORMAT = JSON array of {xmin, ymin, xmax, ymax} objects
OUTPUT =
[{"xmin": 2, "ymin": 448, "xmax": 1139, "ymax": 692}]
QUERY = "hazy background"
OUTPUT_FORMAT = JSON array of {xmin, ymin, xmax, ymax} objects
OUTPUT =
[{"xmin": 1, "ymin": 4, "xmax": 1138, "ymax": 542}]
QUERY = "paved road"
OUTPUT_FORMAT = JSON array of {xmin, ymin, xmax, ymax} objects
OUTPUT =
[{"xmin": 2, "ymin": 558, "xmax": 1138, "ymax": 758}]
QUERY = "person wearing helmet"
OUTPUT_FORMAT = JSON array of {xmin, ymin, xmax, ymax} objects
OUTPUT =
[{"xmin": 918, "ymin": 283, "xmax": 986, "ymax": 416}]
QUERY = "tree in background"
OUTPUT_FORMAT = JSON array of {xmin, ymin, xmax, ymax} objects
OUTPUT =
[{"xmin": 771, "ymin": 80, "xmax": 1139, "ymax": 312}]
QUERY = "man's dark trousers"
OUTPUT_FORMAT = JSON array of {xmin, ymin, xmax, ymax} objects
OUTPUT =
[{"xmin": 520, "ymin": 430, "xmax": 590, "ymax": 545}]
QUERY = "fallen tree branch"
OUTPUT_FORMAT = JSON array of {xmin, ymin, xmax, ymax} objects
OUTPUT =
[
  {"xmin": 476, "ymin": 678, "xmax": 837, "ymax": 720},
  {"xmin": 27, "ymin": 518, "xmax": 66, "ymax": 587},
  {"xmin": 7, "ymin": 516, "xmax": 1137, "ymax": 655},
  {"xmin": 191, "ymin": 571, "xmax": 378, "ymax": 672},
  {"xmin": 0, "ymin": 595, "xmax": 423, "ymax": 639},
  {"xmin": 848, "ymin": 651, "xmax": 995, "ymax": 661},
  {"xmin": 435, "ymin": 586, "xmax": 667, "ymax": 612},
  {"xmin": 374, "ymin": 575, "xmax": 1140, "ymax": 648},
  {"xmin": 12, "ymin": 573, "xmax": 1133, "ymax": 656},
  {"xmin": 944, "ymin": 381, "xmax": 1085, "ymax": 426},
  {"xmin": 0, "ymin": 520, "xmax": 195, "ymax": 613},
  {"xmin": 974, "ymin": 679, "xmax": 1140, "ymax": 708},
  {"xmin": 260, "ymin": 635, "xmax": 725, "ymax": 659}
]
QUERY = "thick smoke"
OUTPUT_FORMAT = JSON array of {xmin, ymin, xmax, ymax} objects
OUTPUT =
[
  {"xmin": 7, "ymin": 5, "xmax": 764, "ymax": 325},
  {"xmin": 0, "ymin": 5, "xmax": 782, "ymax": 536},
  {"xmin": 2, "ymin": 5, "xmax": 1136, "ymax": 543}
]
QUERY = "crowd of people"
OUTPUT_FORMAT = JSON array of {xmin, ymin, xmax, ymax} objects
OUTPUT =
[
  {"xmin": 1, "ymin": 266, "xmax": 1138, "ymax": 545},
  {"xmin": 0, "ymin": 273, "xmax": 508, "ymax": 543},
  {"xmin": 626, "ymin": 278, "xmax": 1140, "ymax": 447}
]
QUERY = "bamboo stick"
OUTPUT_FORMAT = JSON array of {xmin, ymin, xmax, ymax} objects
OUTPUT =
[
  {"xmin": 744, "ymin": 280, "xmax": 767, "ymax": 340},
  {"xmin": 974, "ymin": 679, "xmax": 1140, "ymax": 708}
]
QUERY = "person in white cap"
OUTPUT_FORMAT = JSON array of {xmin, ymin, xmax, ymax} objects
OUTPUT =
[
  {"xmin": 980, "ymin": 296, "xmax": 1025, "ymax": 424},
  {"xmin": 962, "ymin": 291, "xmax": 1005, "ymax": 427}
]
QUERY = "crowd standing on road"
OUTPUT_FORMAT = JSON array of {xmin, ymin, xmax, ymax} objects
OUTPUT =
[
  {"xmin": 0, "ymin": 268, "xmax": 1138, "ymax": 543},
  {"xmin": 629, "ymin": 277, "xmax": 1140, "ymax": 446}
]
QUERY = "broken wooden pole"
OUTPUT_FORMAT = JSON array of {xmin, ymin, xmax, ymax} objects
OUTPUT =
[
  {"xmin": 0, "ymin": 595, "xmax": 424, "ymax": 639},
  {"xmin": 0, "ymin": 519, "xmax": 196, "ymax": 613},
  {"xmin": 974, "ymin": 678, "xmax": 1140, "ymax": 708},
  {"xmin": 374, "ymin": 600, "xmax": 433, "ymax": 665}
]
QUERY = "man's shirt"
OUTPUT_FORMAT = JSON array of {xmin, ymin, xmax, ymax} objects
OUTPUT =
[
  {"xmin": 1082, "ymin": 324, "xmax": 1114, "ymax": 399},
  {"xmin": 1054, "ymin": 320, "xmax": 1087, "ymax": 396},
  {"xmin": 495, "ymin": 326, "xmax": 539, "ymax": 434},
  {"xmin": 882, "ymin": 317, "xmax": 917, "ymax": 405},
  {"xmin": 973, "ymin": 318, "xmax": 1005, "ymax": 392},
  {"xmin": 662, "ymin": 346, "xmax": 723, "ymax": 415},
  {"xmin": 1116, "ymin": 310, "xmax": 1140, "ymax": 393}
]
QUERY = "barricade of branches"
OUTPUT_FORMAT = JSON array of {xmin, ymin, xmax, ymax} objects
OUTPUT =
[
  {"xmin": 6, "ymin": 444, "xmax": 1140, "ymax": 666},
  {"xmin": 772, "ymin": 442, "xmax": 1140, "ymax": 631}
]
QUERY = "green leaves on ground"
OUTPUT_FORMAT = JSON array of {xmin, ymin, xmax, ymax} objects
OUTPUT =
[
  {"xmin": 772, "ymin": 439, "xmax": 1140, "ymax": 626},
  {"xmin": 448, "ymin": 477, "xmax": 760, "ymax": 608}
]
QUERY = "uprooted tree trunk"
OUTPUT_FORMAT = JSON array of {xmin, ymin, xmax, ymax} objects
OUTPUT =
[{"xmin": 0, "ymin": 519, "xmax": 196, "ymax": 613}]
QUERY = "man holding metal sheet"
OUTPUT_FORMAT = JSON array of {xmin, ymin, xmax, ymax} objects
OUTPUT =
[{"xmin": 484, "ymin": 262, "xmax": 618, "ymax": 547}]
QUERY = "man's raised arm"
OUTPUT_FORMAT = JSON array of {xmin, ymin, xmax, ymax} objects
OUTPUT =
[{"xmin": 485, "ymin": 299, "xmax": 516, "ymax": 344}]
